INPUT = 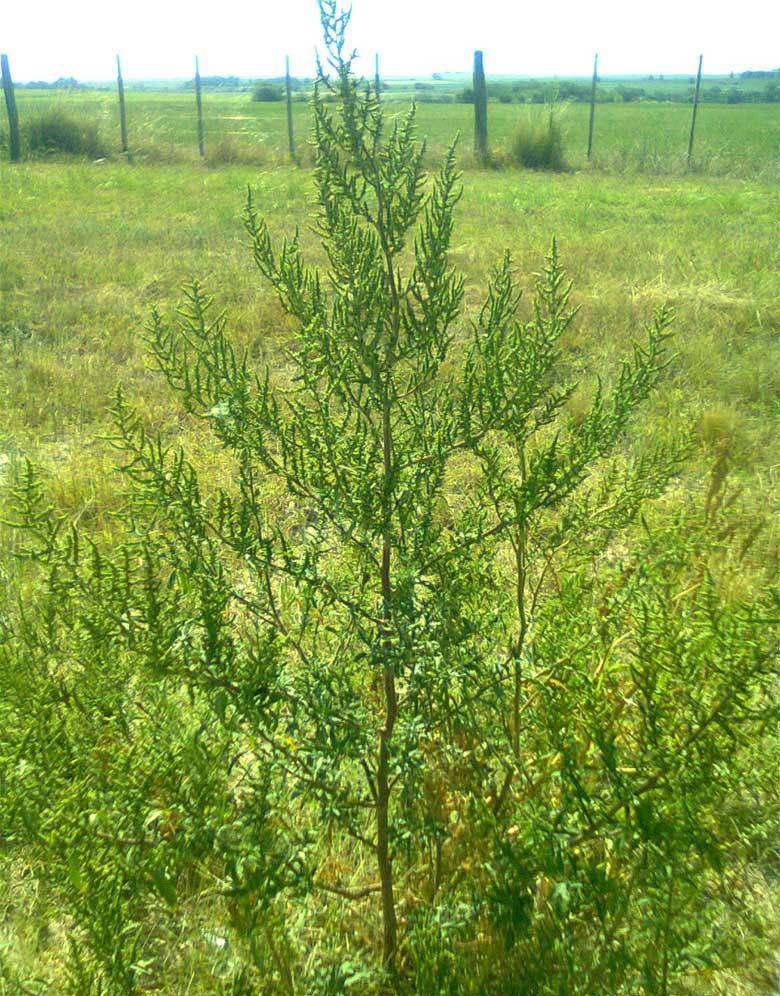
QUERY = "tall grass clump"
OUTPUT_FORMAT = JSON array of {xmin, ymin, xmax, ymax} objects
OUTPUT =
[
  {"xmin": 509, "ymin": 107, "xmax": 567, "ymax": 171},
  {"xmin": 25, "ymin": 108, "xmax": 106, "ymax": 158}
]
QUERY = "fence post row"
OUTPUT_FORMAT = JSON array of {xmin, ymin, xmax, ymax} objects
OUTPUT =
[
  {"xmin": 3, "ymin": 48, "xmax": 717, "ymax": 168},
  {"xmin": 688, "ymin": 54, "xmax": 703, "ymax": 165},
  {"xmin": 587, "ymin": 52, "xmax": 598, "ymax": 161},
  {"xmin": 473, "ymin": 50, "xmax": 488, "ymax": 163},
  {"xmin": 1, "ymin": 53, "xmax": 21, "ymax": 162},
  {"xmin": 116, "ymin": 54, "xmax": 130, "ymax": 160},
  {"xmin": 195, "ymin": 55, "xmax": 205, "ymax": 157}
]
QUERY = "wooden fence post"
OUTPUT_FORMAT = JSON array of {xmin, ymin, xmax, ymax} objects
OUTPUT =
[
  {"xmin": 195, "ymin": 55, "xmax": 205, "ymax": 157},
  {"xmin": 116, "ymin": 55, "xmax": 130, "ymax": 160},
  {"xmin": 285, "ymin": 55, "xmax": 295, "ymax": 160},
  {"xmin": 687, "ymin": 54, "xmax": 703, "ymax": 165},
  {"xmin": 375, "ymin": 54, "xmax": 381, "ymax": 102},
  {"xmin": 1, "ymin": 54, "xmax": 21, "ymax": 162},
  {"xmin": 587, "ymin": 53, "xmax": 598, "ymax": 161},
  {"xmin": 473, "ymin": 50, "xmax": 488, "ymax": 163}
]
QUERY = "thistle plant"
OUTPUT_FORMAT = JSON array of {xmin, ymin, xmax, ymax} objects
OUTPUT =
[{"xmin": 1, "ymin": 3, "xmax": 777, "ymax": 992}]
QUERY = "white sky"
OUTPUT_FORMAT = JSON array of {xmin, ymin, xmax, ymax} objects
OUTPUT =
[{"xmin": 2, "ymin": 0, "xmax": 778, "ymax": 82}]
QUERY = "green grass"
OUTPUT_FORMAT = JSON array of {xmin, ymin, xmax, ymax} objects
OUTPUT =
[
  {"xmin": 3, "ymin": 155, "xmax": 777, "ymax": 445},
  {"xmin": 1, "ymin": 93, "xmax": 779, "ymax": 993},
  {"xmin": 1, "ymin": 109, "xmax": 778, "ymax": 568},
  {"xmin": 5, "ymin": 88, "xmax": 780, "ymax": 177},
  {"xmin": 2, "ymin": 162, "xmax": 779, "ymax": 544}
]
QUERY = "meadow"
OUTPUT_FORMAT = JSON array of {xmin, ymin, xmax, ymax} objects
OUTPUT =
[
  {"xmin": 1, "ymin": 78, "xmax": 779, "ymax": 994},
  {"xmin": 6, "ymin": 85, "xmax": 780, "ymax": 175},
  {"xmin": 3, "ymin": 92, "xmax": 779, "ymax": 515}
]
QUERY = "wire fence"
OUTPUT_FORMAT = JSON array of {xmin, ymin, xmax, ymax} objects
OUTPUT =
[{"xmin": 2, "ymin": 51, "xmax": 779, "ymax": 176}]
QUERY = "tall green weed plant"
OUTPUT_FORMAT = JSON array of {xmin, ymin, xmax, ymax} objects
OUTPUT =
[{"xmin": 1, "ymin": 3, "xmax": 778, "ymax": 992}]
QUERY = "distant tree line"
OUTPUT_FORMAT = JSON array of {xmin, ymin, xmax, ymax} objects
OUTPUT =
[
  {"xmin": 455, "ymin": 73, "xmax": 780, "ymax": 105},
  {"xmin": 187, "ymin": 75, "xmax": 316, "ymax": 96},
  {"xmin": 251, "ymin": 77, "xmax": 314, "ymax": 102},
  {"xmin": 12, "ymin": 67, "xmax": 779, "ymax": 105},
  {"xmin": 185, "ymin": 75, "xmax": 244, "ymax": 90},
  {"xmin": 17, "ymin": 77, "xmax": 82, "ymax": 90}
]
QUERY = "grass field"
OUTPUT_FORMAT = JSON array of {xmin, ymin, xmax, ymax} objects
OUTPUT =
[
  {"xmin": 3, "ymin": 96, "xmax": 779, "ymax": 504},
  {"xmin": 6, "ymin": 87, "xmax": 780, "ymax": 176},
  {"xmin": 1, "ymin": 87, "xmax": 779, "ymax": 993}
]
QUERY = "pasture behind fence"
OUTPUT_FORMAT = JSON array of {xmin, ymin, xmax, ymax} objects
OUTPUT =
[{"xmin": 2, "ymin": 48, "xmax": 778, "ymax": 174}]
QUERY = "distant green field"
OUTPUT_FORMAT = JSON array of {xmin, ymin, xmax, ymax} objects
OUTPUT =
[{"xmin": 5, "ymin": 86, "xmax": 780, "ymax": 177}]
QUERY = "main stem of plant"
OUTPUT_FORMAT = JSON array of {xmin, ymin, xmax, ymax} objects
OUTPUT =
[
  {"xmin": 374, "ymin": 167, "xmax": 401, "ymax": 970},
  {"xmin": 377, "ymin": 395, "xmax": 399, "ymax": 967}
]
